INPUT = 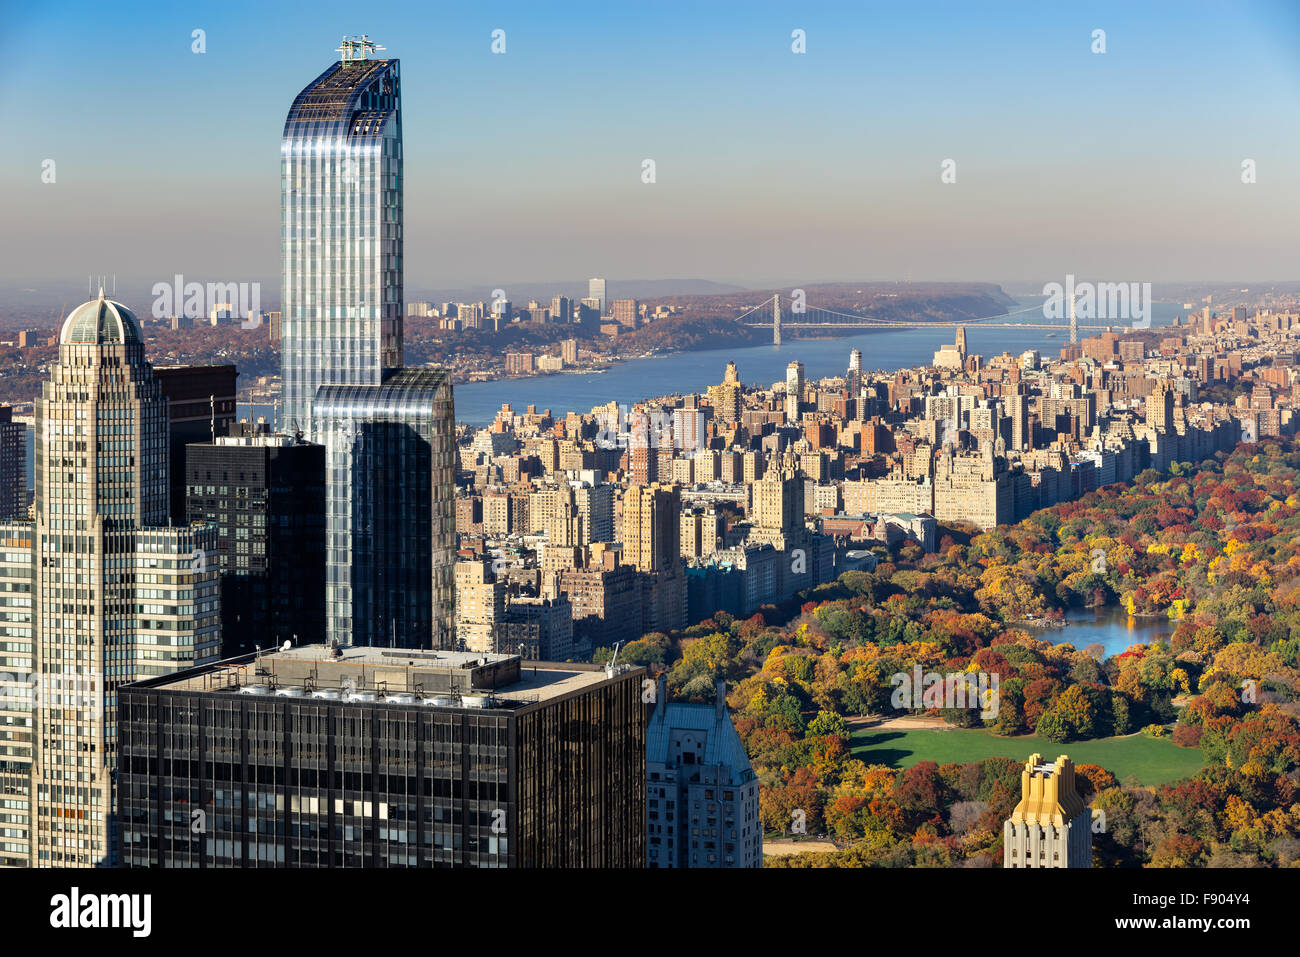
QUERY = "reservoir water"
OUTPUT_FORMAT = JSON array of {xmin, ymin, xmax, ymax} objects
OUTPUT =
[{"xmin": 1024, "ymin": 605, "xmax": 1177, "ymax": 659}]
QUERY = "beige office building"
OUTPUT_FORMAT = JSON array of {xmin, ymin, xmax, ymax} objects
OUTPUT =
[
  {"xmin": 454, "ymin": 560, "xmax": 505, "ymax": 653},
  {"xmin": 1, "ymin": 293, "xmax": 220, "ymax": 867}
]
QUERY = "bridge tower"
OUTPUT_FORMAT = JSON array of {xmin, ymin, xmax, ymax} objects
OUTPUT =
[
  {"xmin": 1069, "ymin": 292, "xmax": 1078, "ymax": 346},
  {"xmin": 772, "ymin": 293, "xmax": 781, "ymax": 346}
]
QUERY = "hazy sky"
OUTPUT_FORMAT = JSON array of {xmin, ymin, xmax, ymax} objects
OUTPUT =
[{"xmin": 2, "ymin": 0, "xmax": 1299, "ymax": 291}]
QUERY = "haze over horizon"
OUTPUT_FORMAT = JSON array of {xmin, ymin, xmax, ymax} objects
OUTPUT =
[{"xmin": 3, "ymin": 0, "xmax": 1299, "ymax": 290}]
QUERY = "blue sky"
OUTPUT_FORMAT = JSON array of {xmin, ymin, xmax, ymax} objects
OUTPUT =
[{"xmin": 2, "ymin": 0, "xmax": 1298, "ymax": 291}]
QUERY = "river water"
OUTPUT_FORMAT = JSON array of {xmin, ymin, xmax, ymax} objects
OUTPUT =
[
  {"xmin": 232, "ymin": 296, "xmax": 1184, "ymax": 430},
  {"xmin": 449, "ymin": 297, "xmax": 1184, "ymax": 427}
]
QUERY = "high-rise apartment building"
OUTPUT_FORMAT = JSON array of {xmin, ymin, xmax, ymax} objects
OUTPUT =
[
  {"xmin": 846, "ymin": 349, "xmax": 863, "ymax": 396},
  {"xmin": 932, "ymin": 444, "xmax": 1014, "ymax": 531},
  {"xmin": 1007, "ymin": 391, "xmax": 1031, "ymax": 451},
  {"xmin": 646, "ymin": 676, "xmax": 761, "ymax": 867},
  {"xmin": 543, "ymin": 481, "xmax": 615, "ymax": 550},
  {"xmin": 184, "ymin": 422, "xmax": 326, "ymax": 656},
  {"xmin": 561, "ymin": 338, "xmax": 579, "ymax": 366},
  {"xmin": 0, "ymin": 521, "xmax": 33, "ymax": 867},
  {"xmin": 612, "ymin": 298, "xmax": 639, "ymax": 329},
  {"xmin": 455, "ymin": 559, "xmax": 505, "ymax": 653},
  {"xmin": 785, "ymin": 361, "xmax": 804, "ymax": 421},
  {"xmin": 154, "ymin": 364, "xmax": 238, "ymax": 525},
  {"xmin": 6, "ymin": 293, "xmax": 222, "ymax": 868},
  {"xmin": 707, "ymin": 361, "xmax": 743, "ymax": 425},
  {"xmin": 282, "ymin": 42, "xmax": 456, "ymax": 651},
  {"xmin": 588, "ymin": 278, "xmax": 607, "ymax": 315},
  {"xmin": 680, "ymin": 506, "xmax": 722, "ymax": 559},
  {"xmin": 118, "ymin": 646, "xmax": 646, "ymax": 867},
  {"xmin": 1003, "ymin": 753, "xmax": 1092, "ymax": 868},
  {"xmin": 314, "ymin": 371, "xmax": 456, "ymax": 649},
  {"xmin": 0, "ymin": 406, "xmax": 25, "ymax": 519},
  {"xmin": 500, "ymin": 595, "xmax": 574, "ymax": 660},
  {"xmin": 552, "ymin": 546, "xmax": 640, "ymax": 651},
  {"xmin": 622, "ymin": 483, "xmax": 686, "ymax": 633},
  {"xmin": 281, "ymin": 40, "xmax": 404, "ymax": 436},
  {"xmin": 1148, "ymin": 381, "xmax": 1176, "ymax": 431},
  {"xmin": 622, "ymin": 483, "xmax": 681, "ymax": 573},
  {"xmin": 748, "ymin": 467, "xmax": 804, "ymax": 549}
]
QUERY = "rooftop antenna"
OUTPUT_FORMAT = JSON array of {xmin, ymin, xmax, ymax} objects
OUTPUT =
[
  {"xmin": 605, "ymin": 640, "xmax": 624, "ymax": 678},
  {"xmin": 336, "ymin": 34, "xmax": 385, "ymax": 63}
]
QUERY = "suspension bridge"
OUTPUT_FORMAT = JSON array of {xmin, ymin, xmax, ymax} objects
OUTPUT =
[{"xmin": 735, "ymin": 293, "xmax": 1116, "ymax": 345}]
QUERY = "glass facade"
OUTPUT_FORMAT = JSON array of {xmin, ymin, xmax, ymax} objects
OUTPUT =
[
  {"xmin": 184, "ymin": 433, "xmax": 326, "ymax": 655},
  {"xmin": 281, "ymin": 56, "xmax": 403, "ymax": 438},
  {"xmin": 313, "ymin": 371, "xmax": 455, "ymax": 649}
]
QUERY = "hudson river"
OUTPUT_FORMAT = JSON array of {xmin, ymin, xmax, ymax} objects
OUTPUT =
[
  {"xmin": 229, "ymin": 297, "xmax": 1183, "ymax": 432},
  {"xmin": 450, "ymin": 297, "xmax": 1184, "ymax": 427}
]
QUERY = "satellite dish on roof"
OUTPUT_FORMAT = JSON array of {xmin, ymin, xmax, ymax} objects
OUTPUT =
[{"xmin": 281, "ymin": 641, "xmax": 292, "ymax": 652}]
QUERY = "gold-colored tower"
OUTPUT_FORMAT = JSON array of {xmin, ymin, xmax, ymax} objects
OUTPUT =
[{"xmin": 1003, "ymin": 753, "xmax": 1092, "ymax": 868}]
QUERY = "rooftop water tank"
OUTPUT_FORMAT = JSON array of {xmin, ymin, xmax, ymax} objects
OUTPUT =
[{"xmin": 239, "ymin": 685, "xmax": 271, "ymax": 695}]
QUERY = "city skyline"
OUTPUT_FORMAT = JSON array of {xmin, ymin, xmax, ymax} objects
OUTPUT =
[
  {"xmin": 3, "ymin": 1, "xmax": 1299, "ymax": 289},
  {"xmin": 1, "ymin": 2, "xmax": 1300, "ymax": 894}
]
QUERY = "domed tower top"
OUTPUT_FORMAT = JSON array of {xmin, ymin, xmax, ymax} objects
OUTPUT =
[{"xmin": 59, "ymin": 289, "xmax": 142, "ymax": 346}]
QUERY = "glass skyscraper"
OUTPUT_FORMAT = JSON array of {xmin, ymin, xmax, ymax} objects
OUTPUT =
[
  {"xmin": 282, "ymin": 40, "xmax": 457, "ymax": 650},
  {"xmin": 588, "ymin": 278, "xmax": 606, "ymax": 315},
  {"xmin": 315, "ymin": 371, "xmax": 456, "ymax": 650},
  {"xmin": 281, "ymin": 44, "xmax": 403, "ymax": 437}
]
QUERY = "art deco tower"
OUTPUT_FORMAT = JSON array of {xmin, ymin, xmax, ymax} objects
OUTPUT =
[
  {"xmin": 1003, "ymin": 753, "xmax": 1092, "ymax": 868},
  {"xmin": 281, "ymin": 36, "xmax": 403, "ymax": 437},
  {"xmin": 22, "ymin": 292, "xmax": 220, "ymax": 866}
]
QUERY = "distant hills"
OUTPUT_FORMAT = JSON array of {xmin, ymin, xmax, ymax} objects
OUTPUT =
[{"xmin": 406, "ymin": 278, "xmax": 750, "ymax": 305}]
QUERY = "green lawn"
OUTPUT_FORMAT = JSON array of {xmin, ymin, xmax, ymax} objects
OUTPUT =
[{"xmin": 850, "ymin": 727, "xmax": 1205, "ymax": 786}]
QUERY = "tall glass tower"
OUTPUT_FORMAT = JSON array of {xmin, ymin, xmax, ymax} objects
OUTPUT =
[
  {"xmin": 283, "ymin": 39, "xmax": 456, "ymax": 650},
  {"xmin": 315, "ymin": 370, "xmax": 456, "ymax": 650},
  {"xmin": 282, "ymin": 37, "xmax": 403, "ymax": 437}
]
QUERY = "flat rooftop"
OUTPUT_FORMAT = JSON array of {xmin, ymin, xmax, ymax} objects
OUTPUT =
[{"xmin": 138, "ymin": 644, "xmax": 630, "ymax": 710}]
